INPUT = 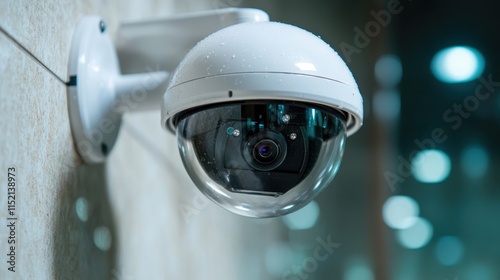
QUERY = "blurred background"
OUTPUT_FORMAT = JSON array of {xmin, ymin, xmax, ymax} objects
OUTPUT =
[
  {"xmin": 1, "ymin": 0, "xmax": 499, "ymax": 279},
  {"xmin": 241, "ymin": 0, "xmax": 500, "ymax": 279}
]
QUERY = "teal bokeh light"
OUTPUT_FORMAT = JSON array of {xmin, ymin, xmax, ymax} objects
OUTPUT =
[
  {"xmin": 412, "ymin": 149, "xmax": 451, "ymax": 184},
  {"xmin": 435, "ymin": 236, "xmax": 465, "ymax": 266},
  {"xmin": 282, "ymin": 200, "xmax": 320, "ymax": 230},
  {"xmin": 431, "ymin": 46, "xmax": 485, "ymax": 83},
  {"xmin": 396, "ymin": 217, "xmax": 433, "ymax": 249},
  {"xmin": 382, "ymin": 196, "xmax": 419, "ymax": 230},
  {"xmin": 461, "ymin": 145, "xmax": 489, "ymax": 179}
]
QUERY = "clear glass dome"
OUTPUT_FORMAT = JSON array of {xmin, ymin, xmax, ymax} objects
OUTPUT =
[{"xmin": 176, "ymin": 101, "xmax": 346, "ymax": 218}]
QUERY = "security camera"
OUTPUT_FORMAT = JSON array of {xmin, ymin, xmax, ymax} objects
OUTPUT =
[{"xmin": 67, "ymin": 9, "xmax": 363, "ymax": 218}]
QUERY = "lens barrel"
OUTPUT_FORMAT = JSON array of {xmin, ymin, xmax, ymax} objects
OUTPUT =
[{"xmin": 253, "ymin": 140, "xmax": 280, "ymax": 164}]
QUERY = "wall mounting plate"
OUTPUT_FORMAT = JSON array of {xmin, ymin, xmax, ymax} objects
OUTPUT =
[{"xmin": 67, "ymin": 16, "xmax": 122, "ymax": 163}]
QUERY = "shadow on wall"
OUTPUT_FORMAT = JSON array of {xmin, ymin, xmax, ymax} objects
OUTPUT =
[{"xmin": 52, "ymin": 163, "xmax": 117, "ymax": 279}]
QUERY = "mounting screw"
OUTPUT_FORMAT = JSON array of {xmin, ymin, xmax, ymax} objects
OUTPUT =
[
  {"xmin": 101, "ymin": 143, "xmax": 108, "ymax": 155},
  {"xmin": 99, "ymin": 20, "xmax": 106, "ymax": 33},
  {"xmin": 282, "ymin": 114, "xmax": 291, "ymax": 124}
]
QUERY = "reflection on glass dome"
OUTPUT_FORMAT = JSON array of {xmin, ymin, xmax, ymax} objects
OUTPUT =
[{"xmin": 176, "ymin": 101, "xmax": 346, "ymax": 217}]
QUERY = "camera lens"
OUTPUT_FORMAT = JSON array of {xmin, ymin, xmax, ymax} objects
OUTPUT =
[
  {"xmin": 259, "ymin": 145, "xmax": 271, "ymax": 157},
  {"xmin": 254, "ymin": 140, "xmax": 279, "ymax": 164},
  {"xmin": 243, "ymin": 131, "xmax": 288, "ymax": 172}
]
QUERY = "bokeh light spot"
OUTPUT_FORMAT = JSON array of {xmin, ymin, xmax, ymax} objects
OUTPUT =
[
  {"xmin": 435, "ymin": 236, "xmax": 465, "ymax": 266},
  {"xmin": 396, "ymin": 217, "xmax": 433, "ymax": 249},
  {"xmin": 282, "ymin": 200, "xmax": 320, "ymax": 230},
  {"xmin": 375, "ymin": 54, "xmax": 403, "ymax": 87},
  {"xmin": 461, "ymin": 145, "xmax": 489, "ymax": 179},
  {"xmin": 383, "ymin": 196, "xmax": 419, "ymax": 229},
  {"xmin": 93, "ymin": 226, "xmax": 112, "ymax": 251},
  {"xmin": 412, "ymin": 150, "xmax": 451, "ymax": 183},
  {"xmin": 343, "ymin": 260, "xmax": 375, "ymax": 280},
  {"xmin": 431, "ymin": 46, "xmax": 485, "ymax": 83},
  {"xmin": 75, "ymin": 197, "xmax": 89, "ymax": 222}
]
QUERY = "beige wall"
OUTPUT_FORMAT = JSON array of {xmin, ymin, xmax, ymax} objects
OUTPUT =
[{"xmin": 0, "ymin": 1, "xmax": 284, "ymax": 279}]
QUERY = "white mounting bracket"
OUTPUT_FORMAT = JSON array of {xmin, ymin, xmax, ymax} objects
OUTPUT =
[
  {"xmin": 66, "ymin": 9, "xmax": 269, "ymax": 164},
  {"xmin": 116, "ymin": 8, "xmax": 270, "ymax": 74},
  {"xmin": 67, "ymin": 16, "xmax": 168, "ymax": 163}
]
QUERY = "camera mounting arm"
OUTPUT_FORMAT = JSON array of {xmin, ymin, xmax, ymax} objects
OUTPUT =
[{"xmin": 67, "ymin": 9, "xmax": 270, "ymax": 163}]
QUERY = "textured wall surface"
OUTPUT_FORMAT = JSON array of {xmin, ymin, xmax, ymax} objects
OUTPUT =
[
  {"xmin": 0, "ymin": 1, "xmax": 284, "ymax": 279},
  {"xmin": 0, "ymin": 30, "xmax": 82, "ymax": 279}
]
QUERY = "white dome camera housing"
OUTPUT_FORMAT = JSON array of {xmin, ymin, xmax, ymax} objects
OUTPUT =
[
  {"xmin": 67, "ymin": 9, "xmax": 363, "ymax": 218},
  {"xmin": 163, "ymin": 22, "xmax": 363, "ymax": 218}
]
